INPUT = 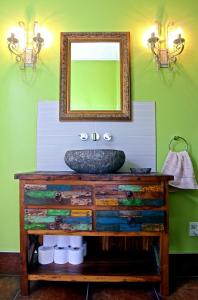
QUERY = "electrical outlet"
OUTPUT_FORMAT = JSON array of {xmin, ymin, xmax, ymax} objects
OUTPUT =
[{"xmin": 189, "ymin": 222, "xmax": 198, "ymax": 237}]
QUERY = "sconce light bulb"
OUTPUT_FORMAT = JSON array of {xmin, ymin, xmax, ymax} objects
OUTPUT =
[
  {"xmin": 173, "ymin": 34, "xmax": 185, "ymax": 45},
  {"xmin": 7, "ymin": 33, "xmax": 19, "ymax": 45},
  {"xmin": 148, "ymin": 34, "xmax": 159, "ymax": 45},
  {"xmin": 33, "ymin": 33, "xmax": 44, "ymax": 44}
]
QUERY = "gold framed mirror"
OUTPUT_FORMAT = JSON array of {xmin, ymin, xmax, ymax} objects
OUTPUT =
[{"xmin": 59, "ymin": 32, "xmax": 131, "ymax": 121}]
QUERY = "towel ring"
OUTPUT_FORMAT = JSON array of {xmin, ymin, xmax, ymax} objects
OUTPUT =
[{"xmin": 169, "ymin": 136, "xmax": 189, "ymax": 151}]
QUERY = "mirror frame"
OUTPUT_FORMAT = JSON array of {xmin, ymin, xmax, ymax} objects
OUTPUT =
[{"xmin": 60, "ymin": 32, "xmax": 131, "ymax": 121}]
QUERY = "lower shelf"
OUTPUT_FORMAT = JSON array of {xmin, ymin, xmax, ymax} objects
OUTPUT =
[
  {"xmin": 28, "ymin": 273, "xmax": 161, "ymax": 283},
  {"xmin": 28, "ymin": 250, "xmax": 160, "ymax": 283}
]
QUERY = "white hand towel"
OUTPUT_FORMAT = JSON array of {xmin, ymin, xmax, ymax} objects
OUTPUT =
[{"xmin": 162, "ymin": 150, "xmax": 198, "ymax": 189}]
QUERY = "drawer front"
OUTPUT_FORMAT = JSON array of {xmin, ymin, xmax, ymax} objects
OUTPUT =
[
  {"xmin": 95, "ymin": 184, "xmax": 164, "ymax": 207},
  {"xmin": 24, "ymin": 208, "xmax": 92, "ymax": 231},
  {"xmin": 24, "ymin": 184, "xmax": 92, "ymax": 206},
  {"xmin": 96, "ymin": 210, "xmax": 164, "ymax": 232}
]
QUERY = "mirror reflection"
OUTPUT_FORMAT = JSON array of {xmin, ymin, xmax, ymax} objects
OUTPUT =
[{"xmin": 70, "ymin": 42, "xmax": 120, "ymax": 111}]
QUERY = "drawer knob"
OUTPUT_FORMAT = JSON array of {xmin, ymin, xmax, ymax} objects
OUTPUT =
[
  {"xmin": 55, "ymin": 192, "xmax": 62, "ymax": 202},
  {"xmin": 126, "ymin": 191, "xmax": 133, "ymax": 198},
  {"xmin": 127, "ymin": 217, "xmax": 135, "ymax": 224}
]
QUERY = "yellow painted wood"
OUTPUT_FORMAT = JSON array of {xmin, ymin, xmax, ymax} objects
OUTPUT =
[
  {"xmin": 142, "ymin": 185, "xmax": 163, "ymax": 192},
  {"xmin": 95, "ymin": 198, "xmax": 118, "ymax": 206},
  {"xmin": 71, "ymin": 210, "xmax": 92, "ymax": 216}
]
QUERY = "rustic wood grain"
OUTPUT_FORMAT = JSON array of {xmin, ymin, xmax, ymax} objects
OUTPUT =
[
  {"xmin": 14, "ymin": 171, "xmax": 173, "ymax": 182},
  {"xmin": 24, "ymin": 185, "xmax": 92, "ymax": 206},
  {"xmin": 24, "ymin": 208, "xmax": 92, "ymax": 231},
  {"xmin": 15, "ymin": 172, "xmax": 173, "ymax": 296}
]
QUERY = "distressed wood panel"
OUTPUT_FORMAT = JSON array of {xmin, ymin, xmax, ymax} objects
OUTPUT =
[
  {"xmin": 96, "ymin": 199, "xmax": 119, "ymax": 206},
  {"xmin": 118, "ymin": 199, "xmax": 163, "ymax": 206},
  {"xmin": 118, "ymin": 185, "xmax": 163, "ymax": 192},
  {"xmin": 15, "ymin": 172, "xmax": 174, "ymax": 297},
  {"xmin": 24, "ymin": 184, "xmax": 92, "ymax": 205},
  {"xmin": 96, "ymin": 210, "xmax": 164, "ymax": 232},
  {"xmin": 71, "ymin": 210, "xmax": 92, "ymax": 216},
  {"xmin": 47, "ymin": 209, "xmax": 70, "ymax": 216},
  {"xmin": 24, "ymin": 208, "xmax": 92, "ymax": 231},
  {"xmin": 96, "ymin": 198, "xmax": 163, "ymax": 207},
  {"xmin": 95, "ymin": 184, "xmax": 164, "ymax": 207}
]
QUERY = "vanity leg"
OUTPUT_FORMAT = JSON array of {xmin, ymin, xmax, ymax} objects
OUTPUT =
[
  {"xmin": 20, "ymin": 226, "xmax": 29, "ymax": 296},
  {"xmin": 20, "ymin": 275, "xmax": 30, "ymax": 296},
  {"xmin": 160, "ymin": 232, "xmax": 169, "ymax": 297}
]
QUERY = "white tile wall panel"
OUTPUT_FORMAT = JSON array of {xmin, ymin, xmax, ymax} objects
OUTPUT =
[{"xmin": 37, "ymin": 101, "xmax": 156, "ymax": 172}]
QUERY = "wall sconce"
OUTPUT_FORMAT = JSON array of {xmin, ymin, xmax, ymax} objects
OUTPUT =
[
  {"xmin": 7, "ymin": 21, "xmax": 44, "ymax": 69},
  {"xmin": 146, "ymin": 22, "xmax": 185, "ymax": 68}
]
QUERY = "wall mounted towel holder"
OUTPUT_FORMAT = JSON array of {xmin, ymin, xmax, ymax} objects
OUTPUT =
[{"xmin": 169, "ymin": 136, "xmax": 189, "ymax": 151}]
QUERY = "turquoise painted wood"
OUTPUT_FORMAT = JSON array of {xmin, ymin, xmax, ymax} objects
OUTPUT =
[
  {"xmin": 96, "ymin": 210, "xmax": 164, "ymax": 232},
  {"xmin": 118, "ymin": 224, "xmax": 142, "ymax": 232},
  {"xmin": 25, "ymin": 215, "xmax": 56, "ymax": 223},
  {"xmin": 95, "ymin": 211, "xmax": 120, "ymax": 217},
  {"xmin": 62, "ymin": 216, "xmax": 92, "ymax": 224},
  {"xmin": 96, "ymin": 210, "xmax": 164, "ymax": 218},
  {"xmin": 118, "ymin": 198, "xmax": 163, "ymax": 206},
  {"xmin": 95, "ymin": 222, "xmax": 163, "ymax": 232},
  {"xmin": 118, "ymin": 185, "xmax": 143, "ymax": 192},
  {"xmin": 95, "ymin": 224, "xmax": 120, "ymax": 231}
]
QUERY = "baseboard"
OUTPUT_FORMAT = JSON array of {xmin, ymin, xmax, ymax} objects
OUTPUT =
[
  {"xmin": 169, "ymin": 253, "xmax": 198, "ymax": 293},
  {"xmin": 170, "ymin": 253, "xmax": 198, "ymax": 277},
  {"xmin": 0, "ymin": 252, "xmax": 20, "ymax": 275}
]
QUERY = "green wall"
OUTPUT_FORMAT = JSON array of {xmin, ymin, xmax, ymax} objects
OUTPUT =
[
  {"xmin": 0, "ymin": 0, "xmax": 198, "ymax": 253},
  {"xmin": 71, "ymin": 60, "xmax": 120, "ymax": 110}
]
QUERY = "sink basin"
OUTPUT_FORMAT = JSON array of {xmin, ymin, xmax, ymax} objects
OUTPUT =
[{"xmin": 64, "ymin": 149, "xmax": 125, "ymax": 174}]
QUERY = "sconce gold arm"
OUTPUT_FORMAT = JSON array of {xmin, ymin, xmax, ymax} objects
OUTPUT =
[
  {"xmin": 168, "ymin": 35, "xmax": 185, "ymax": 64},
  {"xmin": 147, "ymin": 32, "xmax": 161, "ymax": 66},
  {"xmin": 7, "ymin": 33, "xmax": 23, "ymax": 62}
]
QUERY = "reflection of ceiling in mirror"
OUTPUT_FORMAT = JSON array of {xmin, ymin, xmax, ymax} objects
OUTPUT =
[{"xmin": 71, "ymin": 42, "xmax": 120, "ymax": 61}]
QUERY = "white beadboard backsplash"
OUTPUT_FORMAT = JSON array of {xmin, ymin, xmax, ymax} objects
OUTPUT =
[{"xmin": 37, "ymin": 101, "xmax": 156, "ymax": 172}]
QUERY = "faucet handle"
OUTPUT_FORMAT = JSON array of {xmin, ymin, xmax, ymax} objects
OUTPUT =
[
  {"xmin": 79, "ymin": 133, "xmax": 88, "ymax": 141},
  {"xmin": 103, "ymin": 132, "xmax": 112, "ymax": 141}
]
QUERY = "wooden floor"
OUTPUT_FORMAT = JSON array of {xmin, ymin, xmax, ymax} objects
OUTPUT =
[{"xmin": 0, "ymin": 275, "xmax": 197, "ymax": 300}]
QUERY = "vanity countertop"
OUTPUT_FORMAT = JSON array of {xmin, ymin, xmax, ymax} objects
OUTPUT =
[{"xmin": 14, "ymin": 171, "xmax": 173, "ymax": 182}]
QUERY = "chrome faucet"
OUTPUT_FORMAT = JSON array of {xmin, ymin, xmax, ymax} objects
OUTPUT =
[{"xmin": 91, "ymin": 132, "xmax": 100, "ymax": 141}]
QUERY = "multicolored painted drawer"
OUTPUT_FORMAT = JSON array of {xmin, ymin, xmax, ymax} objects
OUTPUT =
[
  {"xmin": 24, "ymin": 208, "xmax": 92, "ymax": 231},
  {"xmin": 95, "ymin": 184, "xmax": 164, "ymax": 207},
  {"xmin": 24, "ymin": 184, "xmax": 92, "ymax": 206},
  {"xmin": 96, "ymin": 210, "xmax": 164, "ymax": 232}
]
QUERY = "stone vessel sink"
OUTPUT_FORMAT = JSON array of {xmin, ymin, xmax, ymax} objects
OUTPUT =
[{"xmin": 65, "ymin": 149, "xmax": 125, "ymax": 174}]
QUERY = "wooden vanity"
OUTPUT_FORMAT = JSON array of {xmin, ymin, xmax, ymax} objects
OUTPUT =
[{"xmin": 15, "ymin": 171, "xmax": 173, "ymax": 296}]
